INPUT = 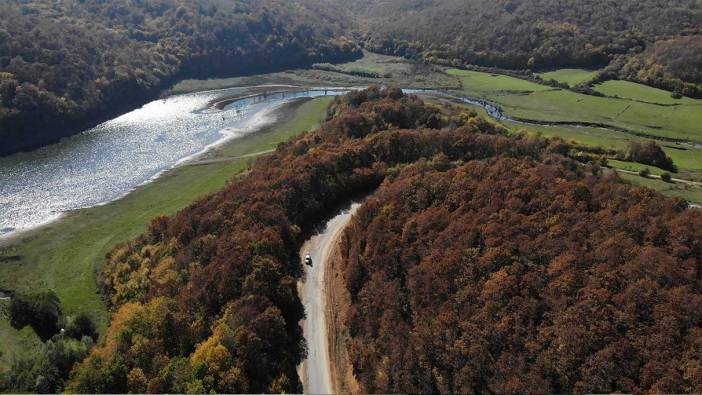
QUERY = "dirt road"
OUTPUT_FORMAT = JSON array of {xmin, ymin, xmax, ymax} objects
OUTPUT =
[{"xmin": 298, "ymin": 202, "xmax": 361, "ymax": 394}]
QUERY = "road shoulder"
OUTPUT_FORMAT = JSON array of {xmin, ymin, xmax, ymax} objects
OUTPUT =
[{"xmin": 325, "ymin": 219, "xmax": 361, "ymax": 394}]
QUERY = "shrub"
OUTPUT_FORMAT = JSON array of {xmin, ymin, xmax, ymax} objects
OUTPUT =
[
  {"xmin": 661, "ymin": 172, "xmax": 673, "ymax": 182},
  {"xmin": 65, "ymin": 313, "xmax": 98, "ymax": 341},
  {"xmin": 10, "ymin": 291, "xmax": 62, "ymax": 341},
  {"xmin": 628, "ymin": 141, "xmax": 677, "ymax": 172},
  {"xmin": 4, "ymin": 335, "xmax": 93, "ymax": 393},
  {"xmin": 639, "ymin": 168, "xmax": 652, "ymax": 177}
]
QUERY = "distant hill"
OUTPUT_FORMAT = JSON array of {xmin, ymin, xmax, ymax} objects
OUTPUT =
[
  {"xmin": 341, "ymin": 0, "xmax": 702, "ymax": 95},
  {"xmin": 0, "ymin": 0, "xmax": 359, "ymax": 155}
]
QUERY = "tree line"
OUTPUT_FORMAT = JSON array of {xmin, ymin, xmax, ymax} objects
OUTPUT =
[
  {"xmin": 339, "ymin": 0, "xmax": 702, "ymax": 97},
  {"xmin": 0, "ymin": 0, "xmax": 360, "ymax": 155}
]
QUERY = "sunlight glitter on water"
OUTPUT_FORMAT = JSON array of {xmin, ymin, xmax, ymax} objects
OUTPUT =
[{"xmin": 0, "ymin": 87, "xmax": 348, "ymax": 238}]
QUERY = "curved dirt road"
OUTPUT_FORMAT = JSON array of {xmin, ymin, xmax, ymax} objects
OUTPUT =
[{"xmin": 298, "ymin": 202, "xmax": 361, "ymax": 394}]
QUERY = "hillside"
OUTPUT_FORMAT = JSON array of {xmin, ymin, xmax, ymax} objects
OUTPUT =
[
  {"xmin": 343, "ymin": 0, "xmax": 702, "ymax": 95},
  {"xmin": 58, "ymin": 88, "xmax": 451, "ymax": 393},
  {"xmin": 0, "ymin": 88, "xmax": 690, "ymax": 392},
  {"xmin": 0, "ymin": 0, "xmax": 359, "ymax": 155},
  {"xmin": 338, "ymin": 156, "xmax": 702, "ymax": 393}
]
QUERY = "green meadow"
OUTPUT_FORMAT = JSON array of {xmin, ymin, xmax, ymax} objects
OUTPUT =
[
  {"xmin": 445, "ymin": 68, "xmax": 702, "ymax": 187},
  {"xmin": 447, "ymin": 68, "xmax": 702, "ymax": 144},
  {"xmin": 537, "ymin": 68, "xmax": 600, "ymax": 86},
  {"xmin": 439, "ymin": 69, "xmax": 702, "ymax": 201},
  {"xmin": 607, "ymin": 159, "xmax": 669, "ymax": 176},
  {"xmin": 593, "ymin": 80, "xmax": 699, "ymax": 105}
]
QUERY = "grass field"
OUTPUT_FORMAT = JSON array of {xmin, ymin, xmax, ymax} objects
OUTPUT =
[
  {"xmin": 171, "ymin": 51, "xmax": 460, "ymax": 95},
  {"xmin": 451, "ymin": 69, "xmax": 551, "ymax": 94},
  {"xmin": 607, "ymin": 159, "xmax": 669, "ymax": 176},
  {"xmin": 447, "ymin": 68, "xmax": 702, "ymax": 143},
  {"xmin": 437, "ymin": 91, "xmax": 702, "ymax": 197},
  {"xmin": 593, "ymin": 80, "xmax": 699, "ymax": 105},
  {"xmin": 617, "ymin": 172, "xmax": 702, "ymax": 205},
  {"xmin": 314, "ymin": 50, "xmax": 410, "ymax": 76},
  {"xmin": 537, "ymin": 68, "xmax": 600, "ymax": 86},
  {"xmin": 0, "ymin": 97, "xmax": 333, "ymax": 370}
]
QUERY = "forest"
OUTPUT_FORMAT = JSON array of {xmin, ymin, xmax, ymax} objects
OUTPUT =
[
  {"xmin": 337, "ymin": 129, "xmax": 702, "ymax": 390},
  {"xmin": 22, "ymin": 88, "xmax": 450, "ymax": 393},
  {"xmin": 342, "ymin": 0, "xmax": 702, "ymax": 96},
  {"xmin": 3, "ymin": 88, "xmax": 698, "ymax": 392},
  {"xmin": 0, "ymin": 0, "xmax": 359, "ymax": 155},
  {"xmin": 3, "ymin": 0, "xmax": 701, "ymax": 156}
]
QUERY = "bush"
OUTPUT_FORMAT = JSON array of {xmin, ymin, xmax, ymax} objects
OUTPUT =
[
  {"xmin": 65, "ymin": 313, "xmax": 98, "ymax": 341},
  {"xmin": 4, "ymin": 335, "xmax": 93, "ymax": 393},
  {"xmin": 10, "ymin": 291, "xmax": 62, "ymax": 341},
  {"xmin": 661, "ymin": 172, "xmax": 673, "ymax": 182},
  {"xmin": 628, "ymin": 141, "xmax": 677, "ymax": 172},
  {"xmin": 639, "ymin": 168, "xmax": 652, "ymax": 177}
]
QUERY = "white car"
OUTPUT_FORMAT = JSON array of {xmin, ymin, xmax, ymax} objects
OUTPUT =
[{"xmin": 304, "ymin": 253, "xmax": 313, "ymax": 266}]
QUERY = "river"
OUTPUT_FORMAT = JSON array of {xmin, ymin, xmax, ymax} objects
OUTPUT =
[
  {"xmin": 1, "ymin": 84, "xmax": 653, "ymax": 240},
  {"xmin": 0, "ymin": 87, "xmax": 349, "ymax": 238}
]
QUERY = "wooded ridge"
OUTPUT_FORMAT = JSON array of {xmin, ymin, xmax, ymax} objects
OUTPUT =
[
  {"xmin": 0, "ymin": 0, "xmax": 359, "ymax": 155},
  {"xmin": 16, "ymin": 88, "xmax": 693, "ymax": 393}
]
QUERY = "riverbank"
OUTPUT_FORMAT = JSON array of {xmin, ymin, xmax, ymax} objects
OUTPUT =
[{"xmin": 0, "ymin": 96, "xmax": 334, "ymax": 371}]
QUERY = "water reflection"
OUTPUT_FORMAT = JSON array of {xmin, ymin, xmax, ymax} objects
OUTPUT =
[{"xmin": 0, "ymin": 87, "xmax": 348, "ymax": 237}]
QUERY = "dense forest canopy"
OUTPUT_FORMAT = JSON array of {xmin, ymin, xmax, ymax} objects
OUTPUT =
[
  {"xmin": 340, "ymin": 0, "xmax": 702, "ymax": 94},
  {"xmin": 339, "ymin": 156, "xmax": 702, "ymax": 393},
  {"xmin": 0, "ymin": 0, "xmax": 359, "ymax": 155}
]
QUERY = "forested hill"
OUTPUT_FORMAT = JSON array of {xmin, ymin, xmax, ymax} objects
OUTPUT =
[
  {"xmin": 0, "ymin": 0, "xmax": 359, "ymax": 155},
  {"xmin": 48, "ymin": 88, "xmax": 701, "ymax": 393},
  {"xmin": 342, "ymin": 0, "xmax": 702, "ymax": 95}
]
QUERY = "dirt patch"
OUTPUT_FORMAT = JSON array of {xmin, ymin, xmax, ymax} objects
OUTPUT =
[
  {"xmin": 189, "ymin": 98, "xmax": 310, "ymax": 164},
  {"xmin": 325, "ymin": 228, "xmax": 361, "ymax": 394},
  {"xmin": 0, "ymin": 255, "xmax": 22, "ymax": 263}
]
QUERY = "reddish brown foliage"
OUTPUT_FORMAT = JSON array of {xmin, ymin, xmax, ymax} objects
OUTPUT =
[
  {"xmin": 68, "ymin": 87, "xmax": 701, "ymax": 393},
  {"xmin": 68, "ymin": 88, "xmax": 484, "ymax": 392},
  {"xmin": 339, "ymin": 154, "xmax": 702, "ymax": 393}
]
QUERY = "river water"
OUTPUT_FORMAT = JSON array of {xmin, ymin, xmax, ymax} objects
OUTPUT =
[
  {"xmin": 0, "ymin": 85, "xmax": 580, "ymax": 239},
  {"xmin": 0, "ymin": 87, "xmax": 348, "ymax": 238}
]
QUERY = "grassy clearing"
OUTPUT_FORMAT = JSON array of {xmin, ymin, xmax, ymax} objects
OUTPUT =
[
  {"xmin": 316, "ymin": 50, "xmax": 410, "ymax": 76},
  {"xmin": 537, "ymin": 68, "xmax": 600, "ymax": 86},
  {"xmin": 171, "ymin": 51, "xmax": 460, "ymax": 95},
  {"xmin": 447, "ymin": 68, "xmax": 702, "ymax": 144},
  {"xmin": 617, "ymin": 172, "xmax": 702, "ymax": 205},
  {"xmin": 607, "ymin": 159, "xmax": 668, "ymax": 176},
  {"xmin": 0, "ymin": 97, "xmax": 333, "ymax": 369},
  {"xmin": 449, "ymin": 69, "xmax": 551, "ymax": 94},
  {"xmin": 593, "ymin": 80, "xmax": 699, "ymax": 105}
]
